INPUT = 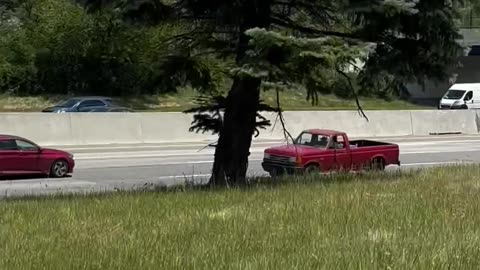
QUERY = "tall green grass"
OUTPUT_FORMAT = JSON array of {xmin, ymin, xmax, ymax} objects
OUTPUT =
[{"xmin": 1, "ymin": 165, "xmax": 480, "ymax": 269}]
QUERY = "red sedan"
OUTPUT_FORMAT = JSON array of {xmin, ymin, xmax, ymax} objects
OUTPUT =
[{"xmin": 0, "ymin": 135, "xmax": 75, "ymax": 178}]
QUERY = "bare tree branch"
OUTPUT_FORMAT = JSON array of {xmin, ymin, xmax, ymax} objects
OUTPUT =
[
  {"xmin": 191, "ymin": 48, "xmax": 237, "ymax": 57},
  {"xmin": 335, "ymin": 66, "xmax": 369, "ymax": 121},
  {"xmin": 272, "ymin": 0, "xmax": 335, "ymax": 13},
  {"xmin": 274, "ymin": 88, "xmax": 296, "ymax": 144},
  {"xmin": 270, "ymin": 15, "xmax": 362, "ymax": 40}
]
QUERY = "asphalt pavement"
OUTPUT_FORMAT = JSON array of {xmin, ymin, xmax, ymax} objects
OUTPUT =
[{"xmin": 1, "ymin": 134, "xmax": 480, "ymax": 198}]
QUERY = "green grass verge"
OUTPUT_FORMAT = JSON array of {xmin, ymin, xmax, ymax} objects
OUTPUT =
[
  {"xmin": 1, "ymin": 165, "xmax": 480, "ymax": 269},
  {"xmin": 0, "ymin": 88, "xmax": 430, "ymax": 112}
]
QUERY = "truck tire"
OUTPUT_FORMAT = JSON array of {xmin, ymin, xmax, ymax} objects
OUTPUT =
[
  {"xmin": 269, "ymin": 167, "xmax": 286, "ymax": 178},
  {"xmin": 305, "ymin": 164, "xmax": 320, "ymax": 175},
  {"xmin": 370, "ymin": 158, "xmax": 385, "ymax": 171}
]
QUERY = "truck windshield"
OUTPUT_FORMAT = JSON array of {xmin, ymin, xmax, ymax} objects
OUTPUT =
[
  {"xmin": 294, "ymin": 132, "xmax": 330, "ymax": 148},
  {"xmin": 443, "ymin": 90, "xmax": 466, "ymax": 100}
]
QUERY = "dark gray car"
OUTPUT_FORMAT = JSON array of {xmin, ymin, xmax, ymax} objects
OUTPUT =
[{"xmin": 42, "ymin": 97, "xmax": 114, "ymax": 113}]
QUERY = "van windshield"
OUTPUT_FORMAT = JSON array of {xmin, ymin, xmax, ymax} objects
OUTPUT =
[{"xmin": 443, "ymin": 90, "xmax": 466, "ymax": 100}]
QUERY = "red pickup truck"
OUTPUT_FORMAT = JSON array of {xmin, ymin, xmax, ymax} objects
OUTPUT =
[{"xmin": 262, "ymin": 129, "xmax": 400, "ymax": 176}]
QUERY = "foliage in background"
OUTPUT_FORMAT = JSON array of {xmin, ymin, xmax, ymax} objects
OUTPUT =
[
  {"xmin": 0, "ymin": 0, "xmax": 395, "ymax": 100},
  {"xmin": 458, "ymin": 0, "xmax": 480, "ymax": 27},
  {"xmin": 0, "ymin": 0, "xmax": 225, "ymax": 96}
]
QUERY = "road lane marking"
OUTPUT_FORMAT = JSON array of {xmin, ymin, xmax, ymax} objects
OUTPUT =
[
  {"xmin": 75, "ymin": 159, "xmax": 265, "ymax": 169},
  {"xmin": 401, "ymin": 149, "xmax": 480, "ymax": 154},
  {"xmin": 75, "ymin": 155, "xmax": 476, "ymax": 169},
  {"xmin": 60, "ymin": 141, "xmax": 282, "ymax": 151},
  {"xmin": 72, "ymin": 147, "xmax": 480, "ymax": 161},
  {"xmin": 399, "ymin": 161, "xmax": 473, "ymax": 166},
  {"xmin": 158, "ymin": 174, "xmax": 212, "ymax": 179},
  {"xmin": 68, "ymin": 137, "xmax": 480, "ymax": 160},
  {"xmin": 56, "ymin": 137, "xmax": 480, "ymax": 152}
]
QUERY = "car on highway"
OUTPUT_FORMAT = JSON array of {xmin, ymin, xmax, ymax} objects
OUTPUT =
[
  {"xmin": 0, "ymin": 135, "xmax": 75, "ymax": 178},
  {"xmin": 262, "ymin": 129, "xmax": 400, "ymax": 177},
  {"xmin": 41, "ymin": 96, "xmax": 115, "ymax": 113}
]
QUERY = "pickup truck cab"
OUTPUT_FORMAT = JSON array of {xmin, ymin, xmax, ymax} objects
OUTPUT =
[{"xmin": 262, "ymin": 129, "xmax": 400, "ymax": 176}]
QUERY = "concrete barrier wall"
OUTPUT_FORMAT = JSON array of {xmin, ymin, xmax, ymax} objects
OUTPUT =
[
  {"xmin": 0, "ymin": 110, "xmax": 478, "ymax": 146},
  {"xmin": 282, "ymin": 111, "xmax": 414, "ymax": 137},
  {"xmin": 410, "ymin": 110, "xmax": 478, "ymax": 135},
  {"xmin": 139, "ymin": 113, "xmax": 217, "ymax": 143}
]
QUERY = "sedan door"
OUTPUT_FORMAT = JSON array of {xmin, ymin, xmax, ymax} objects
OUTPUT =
[
  {"xmin": 14, "ymin": 139, "xmax": 41, "ymax": 173},
  {"xmin": 0, "ymin": 139, "xmax": 24, "ymax": 174}
]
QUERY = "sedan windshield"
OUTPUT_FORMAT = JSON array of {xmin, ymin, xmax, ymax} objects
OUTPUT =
[
  {"xmin": 443, "ymin": 90, "xmax": 466, "ymax": 100},
  {"xmin": 56, "ymin": 98, "xmax": 80, "ymax": 107}
]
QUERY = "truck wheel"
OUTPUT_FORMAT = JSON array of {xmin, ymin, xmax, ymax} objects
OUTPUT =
[
  {"xmin": 269, "ymin": 168, "xmax": 285, "ymax": 178},
  {"xmin": 305, "ymin": 164, "xmax": 320, "ymax": 175},
  {"xmin": 370, "ymin": 158, "xmax": 385, "ymax": 171}
]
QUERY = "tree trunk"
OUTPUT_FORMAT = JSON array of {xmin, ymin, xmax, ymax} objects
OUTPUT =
[
  {"xmin": 208, "ymin": 0, "xmax": 271, "ymax": 187},
  {"xmin": 210, "ymin": 76, "xmax": 261, "ymax": 186}
]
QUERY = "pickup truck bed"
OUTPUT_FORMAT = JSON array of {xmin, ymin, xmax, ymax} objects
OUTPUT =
[{"xmin": 349, "ymin": 140, "xmax": 394, "ymax": 148}]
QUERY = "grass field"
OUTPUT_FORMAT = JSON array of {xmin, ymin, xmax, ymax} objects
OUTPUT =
[
  {"xmin": 0, "ymin": 88, "xmax": 429, "ymax": 112},
  {"xmin": 1, "ymin": 165, "xmax": 480, "ymax": 269}
]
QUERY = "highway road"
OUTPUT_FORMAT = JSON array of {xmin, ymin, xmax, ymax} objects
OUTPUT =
[{"xmin": 1, "ymin": 134, "xmax": 480, "ymax": 198}]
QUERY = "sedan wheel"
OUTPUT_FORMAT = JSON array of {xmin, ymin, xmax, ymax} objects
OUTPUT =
[{"xmin": 50, "ymin": 160, "xmax": 68, "ymax": 178}]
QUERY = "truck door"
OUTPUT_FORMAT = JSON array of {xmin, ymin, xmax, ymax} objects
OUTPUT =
[{"xmin": 332, "ymin": 135, "xmax": 352, "ymax": 171}]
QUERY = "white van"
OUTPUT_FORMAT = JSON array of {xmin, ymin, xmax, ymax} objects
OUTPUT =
[{"xmin": 439, "ymin": 83, "xmax": 480, "ymax": 109}]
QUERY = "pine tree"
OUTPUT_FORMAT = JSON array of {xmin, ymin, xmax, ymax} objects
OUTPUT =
[{"xmin": 80, "ymin": 0, "xmax": 464, "ymax": 186}]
